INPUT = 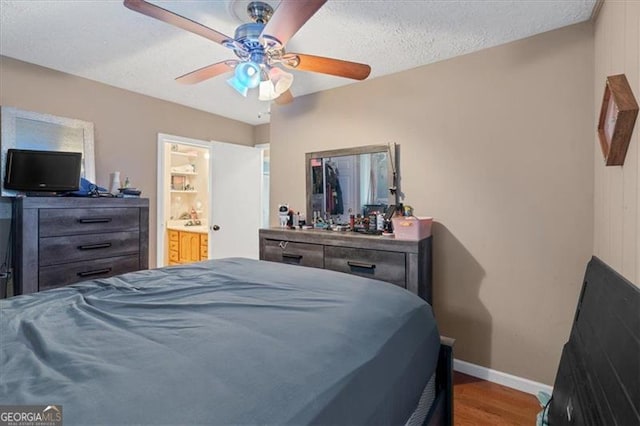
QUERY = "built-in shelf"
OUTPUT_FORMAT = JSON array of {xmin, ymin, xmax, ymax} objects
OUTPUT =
[
  {"xmin": 171, "ymin": 190, "xmax": 198, "ymax": 194},
  {"xmin": 170, "ymin": 151, "xmax": 198, "ymax": 158},
  {"xmin": 171, "ymin": 171, "xmax": 197, "ymax": 176}
]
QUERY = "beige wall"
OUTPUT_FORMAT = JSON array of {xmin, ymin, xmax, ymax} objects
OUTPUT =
[
  {"xmin": 254, "ymin": 123, "xmax": 270, "ymax": 145},
  {"xmin": 270, "ymin": 23, "xmax": 595, "ymax": 385},
  {"xmin": 0, "ymin": 56, "xmax": 255, "ymax": 267},
  {"xmin": 593, "ymin": 0, "xmax": 640, "ymax": 287}
]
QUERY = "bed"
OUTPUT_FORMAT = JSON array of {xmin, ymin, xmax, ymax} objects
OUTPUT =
[{"xmin": 0, "ymin": 258, "xmax": 453, "ymax": 425}]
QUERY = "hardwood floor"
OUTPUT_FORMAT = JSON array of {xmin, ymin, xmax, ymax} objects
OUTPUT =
[{"xmin": 454, "ymin": 372, "xmax": 542, "ymax": 425}]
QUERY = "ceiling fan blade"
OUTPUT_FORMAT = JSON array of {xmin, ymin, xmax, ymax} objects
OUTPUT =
[
  {"xmin": 175, "ymin": 60, "xmax": 237, "ymax": 85},
  {"xmin": 260, "ymin": 0, "xmax": 327, "ymax": 47},
  {"xmin": 123, "ymin": 0, "xmax": 236, "ymax": 47},
  {"xmin": 284, "ymin": 53, "xmax": 371, "ymax": 80},
  {"xmin": 275, "ymin": 89, "xmax": 294, "ymax": 105}
]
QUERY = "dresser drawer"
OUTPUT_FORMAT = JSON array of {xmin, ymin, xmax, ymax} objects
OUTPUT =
[
  {"xmin": 39, "ymin": 231, "xmax": 140, "ymax": 266},
  {"xmin": 39, "ymin": 208, "xmax": 140, "ymax": 237},
  {"xmin": 324, "ymin": 246, "xmax": 406, "ymax": 287},
  {"xmin": 39, "ymin": 254, "xmax": 141, "ymax": 291},
  {"xmin": 262, "ymin": 239, "xmax": 324, "ymax": 268}
]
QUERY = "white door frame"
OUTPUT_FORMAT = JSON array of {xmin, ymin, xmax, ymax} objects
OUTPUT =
[
  {"xmin": 157, "ymin": 133, "xmax": 212, "ymax": 268},
  {"xmin": 255, "ymin": 143, "xmax": 270, "ymax": 228}
]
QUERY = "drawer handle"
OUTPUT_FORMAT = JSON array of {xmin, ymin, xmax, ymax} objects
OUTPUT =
[
  {"xmin": 78, "ymin": 218, "xmax": 112, "ymax": 224},
  {"xmin": 77, "ymin": 243, "xmax": 112, "ymax": 250},
  {"xmin": 77, "ymin": 268, "xmax": 112, "ymax": 277},
  {"xmin": 347, "ymin": 261, "xmax": 376, "ymax": 269},
  {"xmin": 282, "ymin": 253, "xmax": 303, "ymax": 260}
]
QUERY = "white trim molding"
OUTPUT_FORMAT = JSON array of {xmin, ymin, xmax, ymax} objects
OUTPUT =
[{"xmin": 454, "ymin": 359, "xmax": 553, "ymax": 396}]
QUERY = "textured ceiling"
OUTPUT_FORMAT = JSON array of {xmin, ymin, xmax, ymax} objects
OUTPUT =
[{"xmin": 0, "ymin": 0, "xmax": 595, "ymax": 125}]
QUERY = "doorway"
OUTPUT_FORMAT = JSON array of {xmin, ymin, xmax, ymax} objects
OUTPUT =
[
  {"xmin": 157, "ymin": 134, "xmax": 211, "ymax": 267},
  {"xmin": 157, "ymin": 134, "xmax": 263, "ymax": 267}
]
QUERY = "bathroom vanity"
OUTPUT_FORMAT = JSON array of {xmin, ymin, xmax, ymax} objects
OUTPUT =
[{"xmin": 167, "ymin": 226, "xmax": 208, "ymax": 265}]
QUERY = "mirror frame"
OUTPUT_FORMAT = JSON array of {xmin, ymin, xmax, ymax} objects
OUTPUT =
[
  {"xmin": 305, "ymin": 144, "xmax": 398, "ymax": 224},
  {"xmin": 0, "ymin": 106, "xmax": 96, "ymax": 197}
]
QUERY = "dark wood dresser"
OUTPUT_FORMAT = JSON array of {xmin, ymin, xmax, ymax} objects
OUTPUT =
[
  {"xmin": 259, "ymin": 228, "xmax": 433, "ymax": 304},
  {"xmin": 13, "ymin": 197, "xmax": 149, "ymax": 295}
]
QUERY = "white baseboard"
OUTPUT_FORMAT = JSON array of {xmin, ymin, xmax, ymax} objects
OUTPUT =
[{"xmin": 454, "ymin": 358, "xmax": 553, "ymax": 396}]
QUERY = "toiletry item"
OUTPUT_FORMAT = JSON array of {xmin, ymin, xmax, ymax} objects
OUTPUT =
[
  {"xmin": 368, "ymin": 214, "xmax": 377, "ymax": 231},
  {"xmin": 376, "ymin": 213, "xmax": 384, "ymax": 231},
  {"xmin": 190, "ymin": 207, "xmax": 198, "ymax": 220},
  {"xmin": 124, "ymin": 177, "xmax": 130, "ymax": 188},
  {"xmin": 109, "ymin": 171, "xmax": 121, "ymax": 195}
]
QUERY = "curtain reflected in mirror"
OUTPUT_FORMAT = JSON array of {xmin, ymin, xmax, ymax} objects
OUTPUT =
[{"xmin": 308, "ymin": 146, "xmax": 393, "ymax": 225}]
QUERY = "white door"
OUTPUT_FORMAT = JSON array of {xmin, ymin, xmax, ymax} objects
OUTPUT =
[{"xmin": 209, "ymin": 141, "xmax": 261, "ymax": 259}]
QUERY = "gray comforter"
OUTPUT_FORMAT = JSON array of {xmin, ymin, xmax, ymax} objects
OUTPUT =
[{"xmin": 0, "ymin": 258, "xmax": 439, "ymax": 425}]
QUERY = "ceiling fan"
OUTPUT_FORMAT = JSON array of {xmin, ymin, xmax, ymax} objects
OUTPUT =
[{"xmin": 123, "ymin": 0, "xmax": 371, "ymax": 105}]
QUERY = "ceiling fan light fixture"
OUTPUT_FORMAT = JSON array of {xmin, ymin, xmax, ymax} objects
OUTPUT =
[
  {"xmin": 269, "ymin": 67, "xmax": 294, "ymax": 95},
  {"xmin": 258, "ymin": 80, "xmax": 277, "ymax": 101},
  {"xmin": 235, "ymin": 61, "xmax": 262, "ymax": 89},
  {"xmin": 227, "ymin": 75, "xmax": 250, "ymax": 97}
]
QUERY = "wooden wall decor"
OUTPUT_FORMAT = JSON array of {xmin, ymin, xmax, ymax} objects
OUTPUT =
[{"xmin": 597, "ymin": 74, "xmax": 639, "ymax": 166}]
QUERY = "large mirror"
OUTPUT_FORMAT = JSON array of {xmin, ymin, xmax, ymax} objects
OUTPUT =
[
  {"xmin": 0, "ymin": 106, "xmax": 95, "ymax": 197},
  {"xmin": 306, "ymin": 144, "xmax": 398, "ymax": 225}
]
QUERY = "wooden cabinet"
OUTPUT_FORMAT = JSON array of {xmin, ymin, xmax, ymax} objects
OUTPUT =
[
  {"xmin": 259, "ymin": 228, "xmax": 433, "ymax": 304},
  {"xmin": 168, "ymin": 229, "xmax": 208, "ymax": 265},
  {"xmin": 13, "ymin": 197, "xmax": 149, "ymax": 295},
  {"xmin": 200, "ymin": 234, "xmax": 208, "ymax": 259},
  {"xmin": 168, "ymin": 230, "xmax": 180, "ymax": 264},
  {"xmin": 179, "ymin": 231, "xmax": 200, "ymax": 263}
]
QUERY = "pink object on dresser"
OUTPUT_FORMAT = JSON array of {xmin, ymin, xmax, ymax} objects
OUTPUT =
[{"xmin": 392, "ymin": 216, "xmax": 433, "ymax": 240}]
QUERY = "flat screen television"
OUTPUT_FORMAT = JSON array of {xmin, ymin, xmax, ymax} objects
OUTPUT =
[{"xmin": 4, "ymin": 148, "xmax": 82, "ymax": 193}]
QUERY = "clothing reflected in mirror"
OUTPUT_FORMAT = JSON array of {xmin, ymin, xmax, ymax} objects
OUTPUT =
[
  {"xmin": 309, "ymin": 151, "xmax": 390, "ymax": 225},
  {"xmin": 325, "ymin": 160, "xmax": 344, "ymax": 216}
]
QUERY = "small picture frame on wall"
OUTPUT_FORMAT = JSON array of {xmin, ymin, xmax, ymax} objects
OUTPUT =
[{"xmin": 597, "ymin": 74, "xmax": 639, "ymax": 166}]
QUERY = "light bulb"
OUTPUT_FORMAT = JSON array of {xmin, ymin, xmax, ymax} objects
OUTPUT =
[
  {"xmin": 259, "ymin": 80, "xmax": 277, "ymax": 101},
  {"xmin": 235, "ymin": 62, "xmax": 261, "ymax": 89},
  {"xmin": 269, "ymin": 67, "xmax": 294, "ymax": 95}
]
